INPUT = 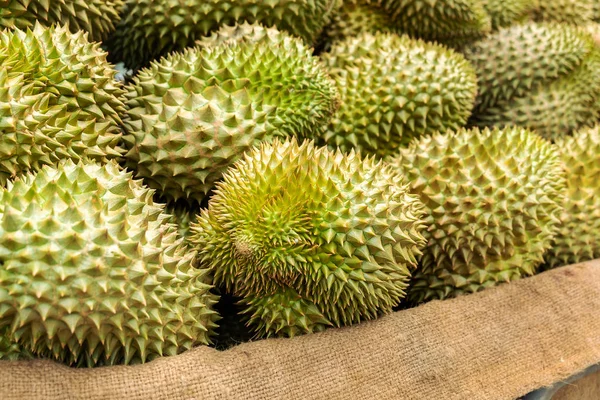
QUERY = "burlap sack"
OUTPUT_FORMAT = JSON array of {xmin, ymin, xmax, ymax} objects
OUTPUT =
[{"xmin": 1, "ymin": 260, "xmax": 599, "ymax": 400}]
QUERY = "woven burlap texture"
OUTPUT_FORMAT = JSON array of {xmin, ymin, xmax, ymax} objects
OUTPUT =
[{"xmin": 1, "ymin": 260, "xmax": 599, "ymax": 400}]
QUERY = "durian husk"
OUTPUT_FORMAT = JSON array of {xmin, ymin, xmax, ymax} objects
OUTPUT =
[{"xmin": 191, "ymin": 138, "xmax": 428, "ymax": 337}]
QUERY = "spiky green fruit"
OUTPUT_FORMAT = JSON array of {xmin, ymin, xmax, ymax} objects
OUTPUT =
[
  {"xmin": 319, "ymin": 32, "xmax": 477, "ymax": 158},
  {"xmin": 0, "ymin": 331, "xmax": 32, "ymax": 361},
  {"xmin": 379, "ymin": 0, "xmax": 492, "ymax": 46},
  {"xmin": 0, "ymin": 160, "xmax": 219, "ymax": 367},
  {"xmin": 122, "ymin": 25, "xmax": 338, "ymax": 203},
  {"xmin": 319, "ymin": 0, "xmax": 396, "ymax": 47},
  {"xmin": 532, "ymin": 0, "xmax": 594, "ymax": 25},
  {"xmin": 544, "ymin": 126, "xmax": 600, "ymax": 268},
  {"xmin": 106, "ymin": 0, "xmax": 338, "ymax": 69},
  {"xmin": 480, "ymin": 0, "xmax": 537, "ymax": 29},
  {"xmin": 0, "ymin": 24, "xmax": 124, "ymax": 185},
  {"xmin": 190, "ymin": 139, "xmax": 427, "ymax": 338},
  {"xmin": 464, "ymin": 22, "xmax": 600, "ymax": 140},
  {"xmin": 165, "ymin": 202, "xmax": 197, "ymax": 242},
  {"xmin": 390, "ymin": 127, "xmax": 565, "ymax": 303},
  {"xmin": 0, "ymin": 0, "xmax": 125, "ymax": 42}
]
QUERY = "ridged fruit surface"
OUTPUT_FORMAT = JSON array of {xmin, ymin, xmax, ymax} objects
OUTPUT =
[
  {"xmin": 319, "ymin": 0, "xmax": 395, "ymax": 47},
  {"xmin": 122, "ymin": 25, "xmax": 338, "ymax": 203},
  {"xmin": 532, "ymin": 0, "xmax": 594, "ymax": 25},
  {"xmin": 379, "ymin": 0, "xmax": 492, "ymax": 46},
  {"xmin": 190, "ymin": 139, "xmax": 427, "ymax": 337},
  {"xmin": 0, "ymin": 160, "xmax": 219, "ymax": 367},
  {"xmin": 319, "ymin": 32, "xmax": 477, "ymax": 158},
  {"xmin": 391, "ymin": 127, "xmax": 565, "ymax": 303},
  {"xmin": 0, "ymin": 0, "xmax": 125, "ymax": 42},
  {"xmin": 544, "ymin": 125, "xmax": 600, "ymax": 268},
  {"xmin": 0, "ymin": 24, "xmax": 124, "ymax": 185},
  {"xmin": 106, "ymin": 0, "xmax": 338, "ymax": 69},
  {"xmin": 0, "ymin": 332, "xmax": 32, "ymax": 361},
  {"xmin": 165, "ymin": 202, "xmax": 197, "ymax": 242},
  {"xmin": 464, "ymin": 22, "xmax": 600, "ymax": 140},
  {"xmin": 480, "ymin": 0, "xmax": 537, "ymax": 29}
]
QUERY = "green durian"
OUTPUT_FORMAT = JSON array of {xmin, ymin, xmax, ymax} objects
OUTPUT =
[
  {"xmin": 190, "ymin": 138, "xmax": 428, "ymax": 338},
  {"xmin": 318, "ymin": 0, "xmax": 396, "ymax": 48},
  {"xmin": 0, "ymin": 331, "xmax": 33, "ymax": 361},
  {"xmin": 165, "ymin": 202, "xmax": 197, "ymax": 242},
  {"xmin": 532, "ymin": 0, "xmax": 594, "ymax": 25},
  {"xmin": 464, "ymin": 22, "xmax": 600, "ymax": 140},
  {"xmin": 0, "ymin": 0, "xmax": 125, "ymax": 42},
  {"xmin": 544, "ymin": 126, "xmax": 600, "ymax": 268},
  {"xmin": 480, "ymin": 0, "xmax": 538, "ymax": 29},
  {"xmin": 0, "ymin": 23, "xmax": 124, "ymax": 185},
  {"xmin": 379, "ymin": 0, "xmax": 492, "ymax": 46},
  {"xmin": 106, "ymin": 0, "xmax": 338, "ymax": 69},
  {"xmin": 390, "ymin": 127, "xmax": 565, "ymax": 303},
  {"xmin": 318, "ymin": 32, "xmax": 477, "ymax": 158},
  {"xmin": 0, "ymin": 160, "xmax": 219, "ymax": 367},
  {"xmin": 122, "ymin": 25, "xmax": 338, "ymax": 203}
]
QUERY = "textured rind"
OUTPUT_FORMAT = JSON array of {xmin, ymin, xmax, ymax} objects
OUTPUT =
[
  {"xmin": 391, "ymin": 127, "xmax": 566, "ymax": 303},
  {"xmin": 0, "ymin": 160, "xmax": 219, "ymax": 367},
  {"xmin": 319, "ymin": 0, "xmax": 396, "ymax": 47},
  {"xmin": 319, "ymin": 32, "xmax": 477, "ymax": 158},
  {"xmin": 0, "ymin": 331, "xmax": 33, "ymax": 361},
  {"xmin": 122, "ymin": 25, "xmax": 338, "ymax": 203},
  {"xmin": 480, "ymin": 0, "xmax": 538, "ymax": 29},
  {"xmin": 532, "ymin": 0, "xmax": 594, "ymax": 25},
  {"xmin": 0, "ymin": 24, "xmax": 124, "ymax": 185},
  {"xmin": 106, "ymin": 0, "xmax": 338, "ymax": 70},
  {"xmin": 380, "ymin": 0, "xmax": 492, "ymax": 46},
  {"xmin": 0, "ymin": 0, "xmax": 125, "ymax": 42},
  {"xmin": 165, "ymin": 202, "xmax": 197, "ymax": 241},
  {"xmin": 464, "ymin": 22, "xmax": 600, "ymax": 140},
  {"xmin": 190, "ymin": 139, "xmax": 427, "ymax": 337},
  {"xmin": 544, "ymin": 126, "xmax": 600, "ymax": 268}
]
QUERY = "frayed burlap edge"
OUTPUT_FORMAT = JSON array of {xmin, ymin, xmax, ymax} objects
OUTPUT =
[{"xmin": 1, "ymin": 260, "xmax": 599, "ymax": 400}]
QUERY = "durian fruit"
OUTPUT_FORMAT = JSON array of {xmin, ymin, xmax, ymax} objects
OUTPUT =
[
  {"xmin": 122, "ymin": 25, "xmax": 338, "ymax": 203},
  {"xmin": 0, "ymin": 331, "xmax": 32, "ymax": 361},
  {"xmin": 379, "ymin": 0, "xmax": 492, "ymax": 46},
  {"xmin": 480, "ymin": 0, "xmax": 538, "ymax": 29},
  {"xmin": 0, "ymin": 24, "xmax": 124, "ymax": 185},
  {"xmin": 464, "ymin": 22, "xmax": 600, "ymax": 140},
  {"xmin": 532, "ymin": 0, "xmax": 594, "ymax": 25},
  {"xmin": 319, "ymin": 0, "xmax": 396, "ymax": 47},
  {"xmin": 0, "ymin": 160, "xmax": 219, "ymax": 367},
  {"xmin": 0, "ymin": 0, "xmax": 125, "ymax": 42},
  {"xmin": 390, "ymin": 127, "xmax": 566, "ymax": 303},
  {"xmin": 544, "ymin": 125, "xmax": 600, "ymax": 269},
  {"xmin": 165, "ymin": 202, "xmax": 197, "ymax": 242},
  {"xmin": 319, "ymin": 32, "xmax": 477, "ymax": 158},
  {"xmin": 190, "ymin": 138, "xmax": 428, "ymax": 338},
  {"xmin": 106, "ymin": 0, "xmax": 338, "ymax": 69}
]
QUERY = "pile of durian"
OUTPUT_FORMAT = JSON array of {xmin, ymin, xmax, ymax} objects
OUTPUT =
[{"xmin": 0, "ymin": 0, "xmax": 599, "ymax": 368}]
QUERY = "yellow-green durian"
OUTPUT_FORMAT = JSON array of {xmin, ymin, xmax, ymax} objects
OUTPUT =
[
  {"xmin": 391, "ymin": 127, "xmax": 566, "ymax": 303},
  {"xmin": 532, "ymin": 0, "xmax": 594, "ymax": 25},
  {"xmin": 318, "ymin": 32, "xmax": 477, "ymax": 158},
  {"xmin": 319, "ymin": 0, "xmax": 396, "ymax": 47},
  {"xmin": 379, "ymin": 0, "xmax": 492, "ymax": 46},
  {"xmin": 480, "ymin": 0, "xmax": 538, "ymax": 29},
  {"xmin": 544, "ymin": 125, "xmax": 600, "ymax": 268},
  {"xmin": 190, "ymin": 139, "xmax": 427, "ymax": 338},
  {"xmin": 0, "ymin": 24, "xmax": 124, "ymax": 185},
  {"xmin": 464, "ymin": 22, "xmax": 600, "ymax": 140},
  {"xmin": 0, "ymin": 0, "xmax": 125, "ymax": 42},
  {"xmin": 122, "ymin": 25, "xmax": 338, "ymax": 203},
  {"xmin": 106, "ymin": 0, "xmax": 338, "ymax": 69},
  {"xmin": 0, "ymin": 160, "xmax": 219, "ymax": 367}
]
